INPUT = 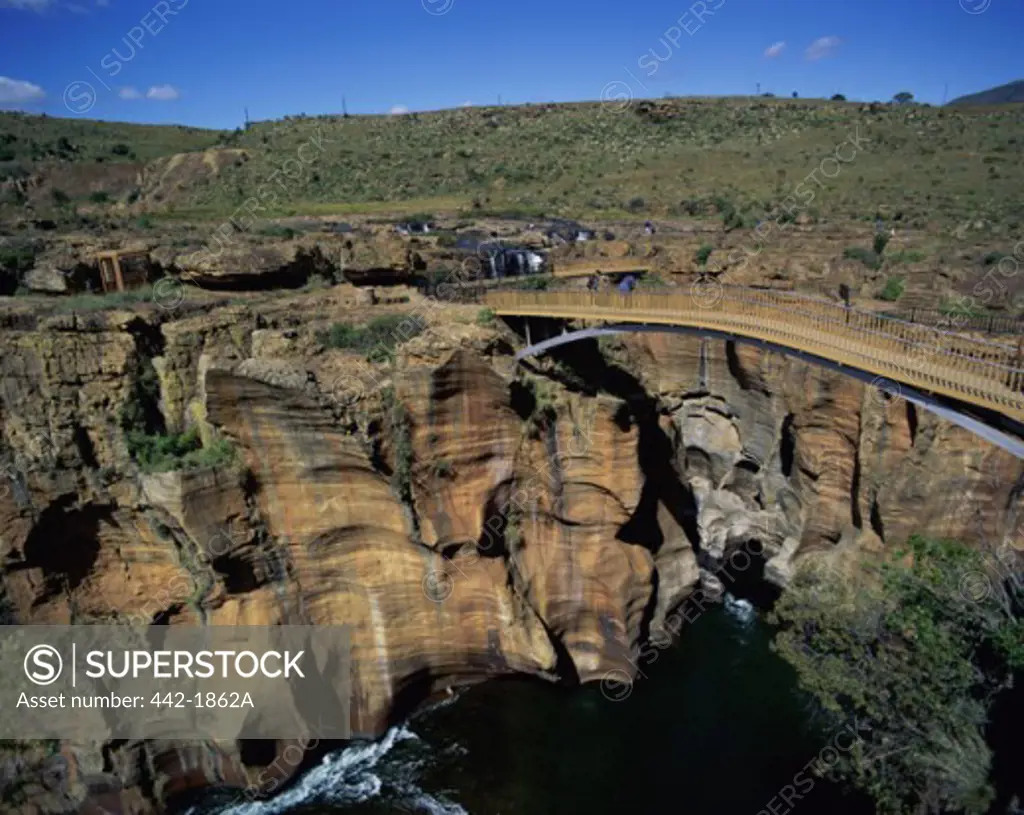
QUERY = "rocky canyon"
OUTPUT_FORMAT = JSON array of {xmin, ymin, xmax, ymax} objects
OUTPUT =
[{"xmin": 1, "ymin": 285, "xmax": 1021, "ymax": 813}]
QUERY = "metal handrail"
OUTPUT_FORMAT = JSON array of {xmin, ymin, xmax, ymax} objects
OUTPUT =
[{"xmin": 482, "ymin": 287, "xmax": 1024, "ymax": 422}]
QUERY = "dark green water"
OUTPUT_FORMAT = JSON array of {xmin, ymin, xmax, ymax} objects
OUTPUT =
[{"xmin": 222, "ymin": 597, "xmax": 872, "ymax": 815}]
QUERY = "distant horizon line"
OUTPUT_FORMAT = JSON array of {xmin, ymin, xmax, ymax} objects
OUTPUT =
[{"xmin": 3, "ymin": 84, "xmax": 1022, "ymax": 132}]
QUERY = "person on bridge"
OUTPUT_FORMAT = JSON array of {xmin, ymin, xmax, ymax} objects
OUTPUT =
[
  {"xmin": 618, "ymin": 274, "xmax": 637, "ymax": 294},
  {"xmin": 839, "ymin": 283, "xmax": 852, "ymax": 324}
]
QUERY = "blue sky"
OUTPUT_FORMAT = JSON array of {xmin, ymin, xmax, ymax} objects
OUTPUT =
[{"xmin": 0, "ymin": 0, "xmax": 1021, "ymax": 130}]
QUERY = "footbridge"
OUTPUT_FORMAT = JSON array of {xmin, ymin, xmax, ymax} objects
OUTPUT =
[{"xmin": 483, "ymin": 287, "xmax": 1024, "ymax": 458}]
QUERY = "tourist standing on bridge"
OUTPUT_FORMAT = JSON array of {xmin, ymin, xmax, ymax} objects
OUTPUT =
[{"xmin": 839, "ymin": 283, "xmax": 852, "ymax": 324}]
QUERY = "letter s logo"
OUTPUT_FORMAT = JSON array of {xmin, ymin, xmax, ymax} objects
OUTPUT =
[{"xmin": 24, "ymin": 645, "xmax": 63, "ymax": 685}]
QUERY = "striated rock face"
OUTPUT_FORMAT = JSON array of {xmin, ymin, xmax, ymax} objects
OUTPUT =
[
  {"xmin": 511, "ymin": 399, "xmax": 653, "ymax": 681},
  {"xmin": 2, "ymin": 291, "xmax": 1022, "ymax": 810},
  {"xmin": 204, "ymin": 369, "xmax": 558, "ymax": 734},
  {"xmin": 400, "ymin": 350, "xmax": 522, "ymax": 551},
  {"xmin": 616, "ymin": 331, "xmax": 1024, "ymax": 567}
]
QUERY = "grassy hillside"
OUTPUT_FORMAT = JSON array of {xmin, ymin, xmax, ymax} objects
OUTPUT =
[
  {"xmin": 948, "ymin": 80, "xmax": 1024, "ymax": 107},
  {"xmin": 3, "ymin": 97, "xmax": 1024, "ymax": 230},
  {"xmin": 175, "ymin": 97, "xmax": 1024, "ymax": 227},
  {"xmin": 0, "ymin": 112, "xmax": 223, "ymax": 165},
  {"xmin": 0, "ymin": 112, "xmax": 226, "ymax": 214}
]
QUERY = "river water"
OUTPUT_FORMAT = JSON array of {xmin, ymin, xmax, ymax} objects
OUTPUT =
[{"xmin": 213, "ymin": 596, "xmax": 873, "ymax": 815}]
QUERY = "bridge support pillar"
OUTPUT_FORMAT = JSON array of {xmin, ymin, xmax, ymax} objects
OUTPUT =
[{"xmin": 525, "ymin": 319, "xmax": 531, "ymax": 347}]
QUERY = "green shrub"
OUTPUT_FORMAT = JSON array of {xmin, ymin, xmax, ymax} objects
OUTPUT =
[
  {"xmin": 513, "ymin": 275, "xmax": 551, "ymax": 291},
  {"xmin": 54, "ymin": 136, "xmax": 76, "ymax": 157},
  {"xmin": 941, "ymin": 298, "xmax": 984, "ymax": 319},
  {"xmin": 873, "ymin": 232, "xmax": 891, "ymax": 255},
  {"xmin": 119, "ymin": 359, "xmax": 236, "ymax": 473},
  {"xmin": 120, "ymin": 356, "xmax": 161, "ymax": 438},
  {"xmin": 638, "ymin": 272, "xmax": 667, "ymax": 289},
  {"xmin": 722, "ymin": 206, "xmax": 748, "ymax": 231},
  {"xmin": 983, "ymin": 250, "xmax": 1011, "ymax": 266},
  {"xmin": 50, "ymin": 188, "xmax": 70, "ymax": 206},
  {"xmin": 476, "ymin": 307, "xmax": 496, "ymax": 326},
  {"xmin": 257, "ymin": 224, "xmax": 297, "ymax": 239},
  {"xmin": 675, "ymin": 198, "xmax": 706, "ymax": 217},
  {"xmin": 128, "ymin": 427, "xmax": 236, "ymax": 473},
  {"xmin": 844, "ymin": 246, "xmax": 882, "ymax": 270},
  {"xmin": 626, "ymin": 196, "xmax": 646, "ymax": 212},
  {"xmin": 136, "ymin": 215, "xmax": 153, "ymax": 229},
  {"xmin": 404, "ymin": 212, "xmax": 435, "ymax": 224},
  {"xmin": 772, "ymin": 536, "xmax": 1022, "ymax": 815},
  {"xmin": 887, "ymin": 249, "xmax": 926, "ymax": 265},
  {"xmin": 0, "ymin": 242, "xmax": 37, "ymax": 275},
  {"xmin": 878, "ymin": 275, "xmax": 905, "ymax": 301},
  {"xmin": 319, "ymin": 313, "xmax": 426, "ymax": 360},
  {"xmin": 110, "ymin": 143, "xmax": 133, "ymax": 157},
  {"xmin": 710, "ymin": 195, "xmax": 733, "ymax": 215},
  {"xmin": 695, "ymin": 245, "xmax": 714, "ymax": 266},
  {"xmin": 89, "ymin": 191, "xmax": 110, "ymax": 204}
]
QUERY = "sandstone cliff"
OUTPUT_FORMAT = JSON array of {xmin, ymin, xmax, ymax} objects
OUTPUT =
[{"xmin": 1, "ymin": 286, "xmax": 1021, "ymax": 811}]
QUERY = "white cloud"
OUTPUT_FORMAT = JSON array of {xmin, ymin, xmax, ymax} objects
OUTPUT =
[
  {"xmin": 389, "ymin": 105, "xmax": 409, "ymax": 115},
  {"xmin": 764, "ymin": 41, "xmax": 786, "ymax": 58},
  {"xmin": 806, "ymin": 36, "xmax": 840, "ymax": 61},
  {"xmin": 146, "ymin": 84, "xmax": 180, "ymax": 101},
  {"xmin": 460, "ymin": 100, "xmax": 474, "ymax": 107},
  {"xmin": 0, "ymin": 76, "xmax": 45, "ymax": 106},
  {"xmin": 0, "ymin": 0, "xmax": 55, "ymax": 10},
  {"xmin": 119, "ymin": 86, "xmax": 141, "ymax": 100}
]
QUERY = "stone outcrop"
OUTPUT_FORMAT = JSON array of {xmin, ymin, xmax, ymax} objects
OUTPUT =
[
  {"xmin": 511, "ymin": 395, "xmax": 653, "ymax": 680},
  {"xmin": 22, "ymin": 243, "xmax": 101, "ymax": 294},
  {"xmin": 1, "ymin": 289, "xmax": 1022, "ymax": 811},
  {"xmin": 615, "ymin": 330, "xmax": 1024, "ymax": 561},
  {"xmin": 172, "ymin": 239, "xmax": 336, "ymax": 289}
]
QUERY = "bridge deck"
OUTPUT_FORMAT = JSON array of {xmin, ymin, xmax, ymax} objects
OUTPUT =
[{"xmin": 485, "ymin": 288, "xmax": 1024, "ymax": 424}]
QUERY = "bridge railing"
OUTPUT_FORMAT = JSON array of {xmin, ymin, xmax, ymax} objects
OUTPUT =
[
  {"xmin": 880, "ymin": 307, "xmax": 1024, "ymax": 336},
  {"xmin": 484, "ymin": 288, "xmax": 1024, "ymax": 421},
  {"xmin": 436, "ymin": 275, "xmax": 1024, "ymax": 337}
]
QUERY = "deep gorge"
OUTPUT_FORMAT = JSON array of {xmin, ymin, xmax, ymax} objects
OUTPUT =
[{"xmin": 1, "ymin": 287, "xmax": 1022, "ymax": 812}]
